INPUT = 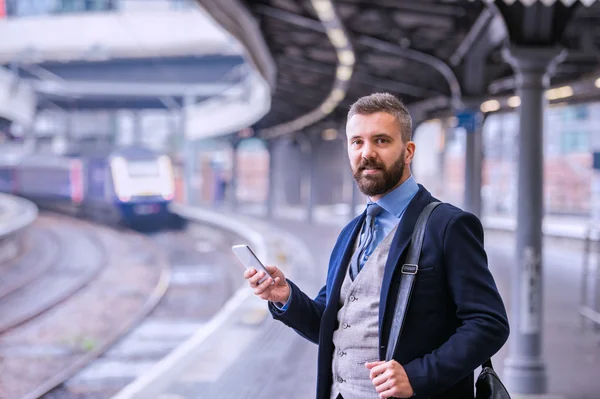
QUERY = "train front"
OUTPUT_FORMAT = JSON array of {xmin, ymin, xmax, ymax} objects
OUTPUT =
[{"xmin": 109, "ymin": 150, "xmax": 175, "ymax": 229}]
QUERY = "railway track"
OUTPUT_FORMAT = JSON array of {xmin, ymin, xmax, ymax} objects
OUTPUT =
[
  {"xmin": 0, "ymin": 214, "xmax": 244, "ymax": 399},
  {"xmin": 0, "ymin": 226, "xmax": 105, "ymax": 335},
  {"xmin": 0, "ymin": 214, "xmax": 169, "ymax": 399}
]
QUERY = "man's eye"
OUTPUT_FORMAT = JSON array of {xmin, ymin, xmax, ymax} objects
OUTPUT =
[{"xmin": 376, "ymin": 138, "xmax": 389, "ymax": 144}]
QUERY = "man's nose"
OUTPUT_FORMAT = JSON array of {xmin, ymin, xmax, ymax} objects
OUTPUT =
[{"xmin": 361, "ymin": 142, "xmax": 377, "ymax": 159}]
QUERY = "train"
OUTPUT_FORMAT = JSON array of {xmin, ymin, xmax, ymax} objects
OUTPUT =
[{"xmin": 0, "ymin": 145, "xmax": 183, "ymax": 230}]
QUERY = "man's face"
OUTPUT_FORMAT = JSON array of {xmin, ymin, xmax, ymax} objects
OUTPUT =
[{"xmin": 346, "ymin": 112, "xmax": 415, "ymax": 201}]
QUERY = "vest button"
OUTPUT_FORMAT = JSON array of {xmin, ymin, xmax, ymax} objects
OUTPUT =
[
  {"xmin": 342, "ymin": 322, "xmax": 349, "ymax": 329},
  {"xmin": 349, "ymin": 295, "xmax": 356, "ymax": 302},
  {"xmin": 337, "ymin": 376, "xmax": 344, "ymax": 383},
  {"xmin": 338, "ymin": 350, "xmax": 346, "ymax": 356}
]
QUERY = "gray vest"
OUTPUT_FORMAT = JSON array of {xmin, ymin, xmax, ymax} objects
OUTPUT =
[{"xmin": 330, "ymin": 224, "xmax": 399, "ymax": 399}]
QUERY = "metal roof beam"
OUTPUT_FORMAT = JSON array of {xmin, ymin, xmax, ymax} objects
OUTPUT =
[
  {"xmin": 450, "ymin": 9, "xmax": 496, "ymax": 66},
  {"xmin": 352, "ymin": 71, "xmax": 444, "ymax": 99},
  {"xmin": 28, "ymin": 80, "xmax": 232, "ymax": 98},
  {"xmin": 255, "ymin": 5, "xmax": 325, "ymax": 32},
  {"xmin": 277, "ymin": 56, "xmax": 443, "ymax": 99},
  {"xmin": 359, "ymin": 0, "xmax": 467, "ymax": 18},
  {"xmin": 358, "ymin": 36, "xmax": 462, "ymax": 108}
]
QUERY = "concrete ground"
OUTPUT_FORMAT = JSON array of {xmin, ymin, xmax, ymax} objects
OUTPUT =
[{"xmin": 123, "ymin": 208, "xmax": 600, "ymax": 399}]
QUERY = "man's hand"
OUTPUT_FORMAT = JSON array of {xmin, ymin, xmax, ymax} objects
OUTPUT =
[
  {"xmin": 244, "ymin": 265, "xmax": 290, "ymax": 304},
  {"xmin": 366, "ymin": 360, "xmax": 414, "ymax": 399}
]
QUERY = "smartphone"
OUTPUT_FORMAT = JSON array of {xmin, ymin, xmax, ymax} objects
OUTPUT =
[{"xmin": 232, "ymin": 244, "xmax": 273, "ymax": 284}]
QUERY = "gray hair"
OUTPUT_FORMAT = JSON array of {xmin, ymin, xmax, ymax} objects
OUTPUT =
[{"xmin": 347, "ymin": 93, "xmax": 412, "ymax": 142}]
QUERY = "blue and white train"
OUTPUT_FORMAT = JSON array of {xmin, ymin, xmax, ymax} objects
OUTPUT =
[{"xmin": 0, "ymin": 145, "xmax": 180, "ymax": 229}]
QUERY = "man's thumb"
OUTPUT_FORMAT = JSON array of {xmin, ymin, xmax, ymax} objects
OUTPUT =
[
  {"xmin": 265, "ymin": 265, "xmax": 278, "ymax": 274},
  {"xmin": 365, "ymin": 361, "xmax": 384, "ymax": 369}
]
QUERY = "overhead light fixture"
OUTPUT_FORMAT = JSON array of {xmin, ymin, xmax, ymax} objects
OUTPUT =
[
  {"xmin": 320, "ymin": 100, "xmax": 335, "ymax": 114},
  {"xmin": 336, "ymin": 65, "xmax": 352, "ymax": 81},
  {"xmin": 338, "ymin": 50, "xmax": 355, "ymax": 66},
  {"xmin": 327, "ymin": 28, "xmax": 347, "ymax": 48},
  {"xmin": 331, "ymin": 88, "xmax": 344, "ymax": 102},
  {"xmin": 545, "ymin": 85, "xmax": 573, "ymax": 100},
  {"xmin": 507, "ymin": 96, "xmax": 521, "ymax": 108},
  {"xmin": 312, "ymin": 0, "xmax": 334, "ymax": 21},
  {"xmin": 595, "ymin": 78, "xmax": 600, "ymax": 89},
  {"xmin": 262, "ymin": 0, "xmax": 355, "ymax": 139},
  {"xmin": 322, "ymin": 128, "xmax": 338, "ymax": 141},
  {"xmin": 480, "ymin": 100, "xmax": 500, "ymax": 113}
]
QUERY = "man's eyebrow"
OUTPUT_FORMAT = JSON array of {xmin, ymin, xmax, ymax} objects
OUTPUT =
[
  {"xmin": 348, "ymin": 133, "xmax": 394, "ymax": 140},
  {"xmin": 372, "ymin": 133, "xmax": 393, "ymax": 139}
]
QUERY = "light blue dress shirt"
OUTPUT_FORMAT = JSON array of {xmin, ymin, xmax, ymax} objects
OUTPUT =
[
  {"xmin": 359, "ymin": 175, "xmax": 419, "ymax": 270},
  {"xmin": 277, "ymin": 176, "xmax": 419, "ymax": 310}
]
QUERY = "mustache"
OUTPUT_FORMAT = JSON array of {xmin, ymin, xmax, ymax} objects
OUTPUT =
[{"xmin": 357, "ymin": 158, "xmax": 384, "ymax": 171}]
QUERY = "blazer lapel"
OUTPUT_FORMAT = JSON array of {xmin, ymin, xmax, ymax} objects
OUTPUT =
[
  {"xmin": 378, "ymin": 185, "xmax": 433, "ymax": 334},
  {"xmin": 326, "ymin": 213, "xmax": 365, "ymax": 307}
]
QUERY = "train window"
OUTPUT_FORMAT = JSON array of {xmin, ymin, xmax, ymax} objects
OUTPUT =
[{"xmin": 126, "ymin": 161, "xmax": 159, "ymax": 177}]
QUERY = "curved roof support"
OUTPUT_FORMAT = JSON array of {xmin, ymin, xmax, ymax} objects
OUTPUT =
[
  {"xmin": 196, "ymin": 0, "xmax": 277, "ymax": 90},
  {"xmin": 358, "ymin": 36, "xmax": 463, "ymax": 110},
  {"xmin": 262, "ymin": 0, "xmax": 355, "ymax": 139},
  {"xmin": 449, "ymin": 9, "xmax": 495, "ymax": 66},
  {"xmin": 407, "ymin": 96, "xmax": 451, "ymax": 125}
]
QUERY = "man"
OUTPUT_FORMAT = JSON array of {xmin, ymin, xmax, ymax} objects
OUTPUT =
[{"xmin": 244, "ymin": 93, "xmax": 509, "ymax": 399}]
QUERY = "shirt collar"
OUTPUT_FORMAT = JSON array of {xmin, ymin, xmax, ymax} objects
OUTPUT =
[{"xmin": 369, "ymin": 175, "xmax": 419, "ymax": 218}]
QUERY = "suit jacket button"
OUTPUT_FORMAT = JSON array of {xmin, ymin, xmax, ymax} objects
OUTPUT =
[
  {"xmin": 337, "ymin": 376, "xmax": 344, "ymax": 383},
  {"xmin": 342, "ymin": 322, "xmax": 349, "ymax": 329}
]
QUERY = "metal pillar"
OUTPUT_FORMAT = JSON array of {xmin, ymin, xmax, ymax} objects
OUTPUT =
[
  {"xmin": 437, "ymin": 119, "xmax": 450, "ymax": 199},
  {"xmin": 181, "ymin": 95, "xmax": 195, "ymax": 205},
  {"xmin": 230, "ymin": 139, "xmax": 241, "ymax": 212},
  {"xmin": 342, "ymin": 136, "xmax": 359, "ymax": 220},
  {"xmin": 24, "ymin": 112, "xmax": 38, "ymax": 152},
  {"xmin": 464, "ymin": 113, "xmax": 483, "ymax": 217},
  {"xmin": 184, "ymin": 141, "xmax": 197, "ymax": 205},
  {"xmin": 462, "ymin": 47, "xmax": 486, "ymax": 218},
  {"xmin": 305, "ymin": 134, "xmax": 320, "ymax": 224},
  {"xmin": 501, "ymin": 46, "xmax": 564, "ymax": 395},
  {"xmin": 294, "ymin": 133, "xmax": 314, "ymax": 223},
  {"xmin": 132, "ymin": 111, "xmax": 143, "ymax": 146},
  {"xmin": 266, "ymin": 139, "xmax": 276, "ymax": 219},
  {"xmin": 304, "ymin": 146, "xmax": 315, "ymax": 224},
  {"xmin": 65, "ymin": 110, "xmax": 74, "ymax": 141},
  {"xmin": 109, "ymin": 111, "xmax": 118, "ymax": 145}
]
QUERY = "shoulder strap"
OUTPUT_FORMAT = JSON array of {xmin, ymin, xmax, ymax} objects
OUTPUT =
[{"xmin": 385, "ymin": 201, "xmax": 441, "ymax": 361}]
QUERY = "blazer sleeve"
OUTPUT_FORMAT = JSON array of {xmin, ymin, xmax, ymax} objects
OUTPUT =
[
  {"xmin": 268, "ymin": 280, "xmax": 327, "ymax": 344},
  {"xmin": 403, "ymin": 211, "xmax": 510, "ymax": 397}
]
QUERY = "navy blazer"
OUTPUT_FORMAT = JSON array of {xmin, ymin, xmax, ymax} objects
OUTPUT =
[{"xmin": 270, "ymin": 185, "xmax": 509, "ymax": 399}]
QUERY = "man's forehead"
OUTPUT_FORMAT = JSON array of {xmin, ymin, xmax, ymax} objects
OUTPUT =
[{"xmin": 346, "ymin": 112, "xmax": 400, "ymax": 134}]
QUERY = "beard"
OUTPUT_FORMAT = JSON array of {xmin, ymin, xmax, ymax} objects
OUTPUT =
[{"xmin": 352, "ymin": 153, "xmax": 405, "ymax": 197}]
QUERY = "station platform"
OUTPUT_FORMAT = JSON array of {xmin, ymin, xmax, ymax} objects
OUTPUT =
[
  {"xmin": 114, "ymin": 205, "xmax": 600, "ymax": 399},
  {"xmin": 231, "ymin": 203, "xmax": 596, "ymax": 244},
  {"xmin": 0, "ymin": 193, "xmax": 37, "ymax": 233},
  {"xmin": 0, "ymin": 193, "xmax": 37, "ymax": 264}
]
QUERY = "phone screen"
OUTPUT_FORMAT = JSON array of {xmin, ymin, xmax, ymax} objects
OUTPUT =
[{"xmin": 232, "ymin": 245, "xmax": 272, "ymax": 284}]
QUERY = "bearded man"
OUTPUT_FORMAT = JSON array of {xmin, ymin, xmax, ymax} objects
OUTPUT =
[{"xmin": 244, "ymin": 93, "xmax": 509, "ymax": 399}]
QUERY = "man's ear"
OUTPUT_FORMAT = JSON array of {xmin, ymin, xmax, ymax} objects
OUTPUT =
[{"xmin": 405, "ymin": 141, "xmax": 416, "ymax": 164}]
